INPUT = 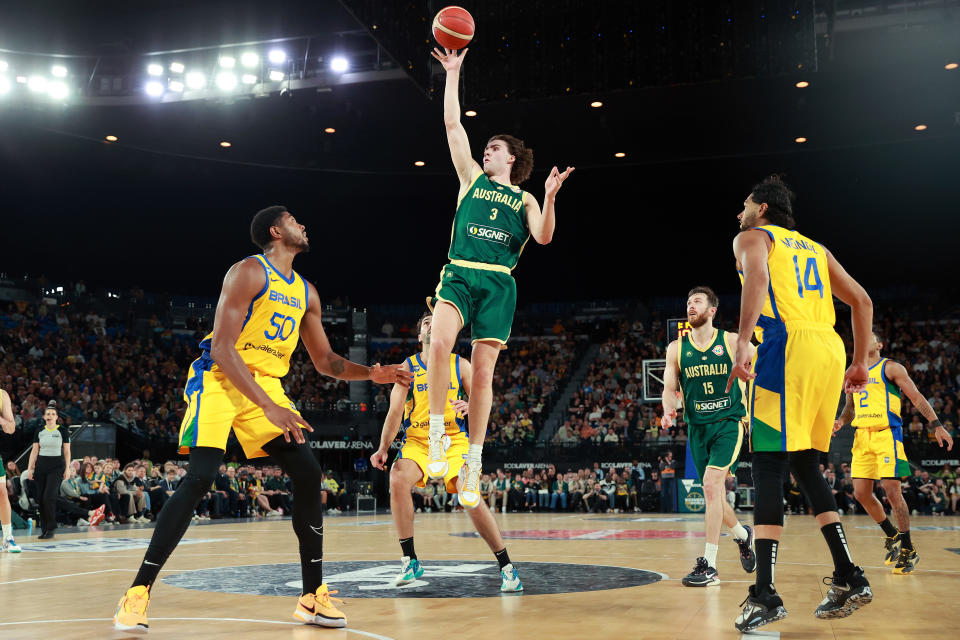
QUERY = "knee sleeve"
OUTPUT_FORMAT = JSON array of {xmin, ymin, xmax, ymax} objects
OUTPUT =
[
  {"xmin": 789, "ymin": 450, "xmax": 837, "ymax": 516},
  {"xmin": 752, "ymin": 452, "xmax": 788, "ymax": 526}
]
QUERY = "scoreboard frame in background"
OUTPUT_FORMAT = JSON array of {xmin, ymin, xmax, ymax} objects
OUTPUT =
[{"xmin": 667, "ymin": 318, "xmax": 692, "ymax": 347}]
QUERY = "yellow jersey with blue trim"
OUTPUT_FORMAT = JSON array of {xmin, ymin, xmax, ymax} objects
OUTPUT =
[
  {"xmin": 739, "ymin": 224, "xmax": 835, "ymax": 342},
  {"xmin": 851, "ymin": 358, "xmax": 903, "ymax": 429},
  {"xmin": 198, "ymin": 254, "xmax": 308, "ymax": 378},
  {"xmin": 401, "ymin": 353, "xmax": 466, "ymax": 440}
]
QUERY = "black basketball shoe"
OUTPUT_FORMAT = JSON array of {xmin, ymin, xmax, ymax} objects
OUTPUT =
[
  {"xmin": 734, "ymin": 585, "xmax": 788, "ymax": 632},
  {"xmin": 814, "ymin": 566, "xmax": 873, "ymax": 619},
  {"xmin": 735, "ymin": 525, "xmax": 757, "ymax": 573},
  {"xmin": 682, "ymin": 557, "xmax": 719, "ymax": 587},
  {"xmin": 883, "ymin": 533, "xmax": 902, "ymax": 566}
]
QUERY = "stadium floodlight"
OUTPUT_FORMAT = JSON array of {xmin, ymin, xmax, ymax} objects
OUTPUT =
[
  {"xmin": 268, "ymin": 49, "xmax": 286, "ymax": 64},
  {"xmin": 169, "ymin": 80, "xmax": 184, "ymax": 92},
  {"xmin": 241, "ymin": 74, "xmax": 257, "ymax": 85},
  {"xmin": 330, "ymin": 56, "xmax": 349, "ymax": 73},
  {"xmin": 241, "ymin": 52, "xmax": 259, "ymax": 68},
  {"xmin": 0, "ymin": 61, "xmax": 8, "ymax": 71},
  {"xmin": 219, "ymin": 56, "xmax": 236, "ymax": 69},
  {"xmin": 215, "ymin": 72, "xmax": 237, "ymax": 91},
  {"xmin": 145, "ymin": 81, "xmax": 164, "ymax": 97},
  {"xmin": 185, "ymin": 71, "xmax": 206, "ymax": 90},
  {"xmin": 16, "ymin": 75, "xmax": 26, "ymax": 84},
  {"xmin": 51, "ymin": 65, "xmax": 67, "ymax": 78},
  {"xmin": 47, "ymin": 81, "xmax": 68, "ymax": 99},
  {"xmin": 147, "ymin": 63, "xmax": 164, "ymax": 76},
  {"xmin": 0, "ymin": 77, "xmax": 10, "ymax": 94},
  {"xmin": 170, "ymin": 62, "xmax": 185, "ymax": 74},
  {"xmin": 268, "ymin": 70, "xmax": 284, "ymax": 82},
  {"xmin": 28, "ymin": 76, "xmax": 47, "ymax": 92}
]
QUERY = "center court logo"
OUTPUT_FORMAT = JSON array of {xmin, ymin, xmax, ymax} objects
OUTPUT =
[
  {"xmin": 468, "ymin": 225, "xmax": 512, "ymax": 246},
  {"xmin": 162, "ymin": 560, "xmax": 661, "ymax": 598}
]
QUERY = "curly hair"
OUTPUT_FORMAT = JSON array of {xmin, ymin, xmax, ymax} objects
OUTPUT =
[
  {"xmin": 487, "ymin": 134, "xmax": 534, "ymax": 184},
  {"xmin": 250, "ymin": 205, "xmax": 288, "ymax": 250},
  {"xmin": 750, "ymin": 175, "xmax": 796, "ymax": 229}
]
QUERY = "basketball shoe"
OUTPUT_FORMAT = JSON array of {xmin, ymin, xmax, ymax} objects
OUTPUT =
[
  {"xmin": 814, "ymin": 566, "xmax": 872, "ymax": 619},
  {"xmin": 294, "ymin": 583, "xmax": 346, "ymax": 628},
  {"xmin": 883, "ymin": 533, "xmax": 901, "ymax": 565},
  {"xmin": 682, "ymin": 557, "xmax": 719, "ymax": 587},
  {"xmin": 734, "ymin": 585, "xmax": 787, "ymax": 632},
  {"xmin": 395, "ymin": 556, "xmax": 424, "ymax": 586},
  {"xmin": 113, "ymin": 585, "xmax": 150, "ymax": 633},
  {"xmin": 90, "ymin": 504, "xmax": 106, "ymax": 526},
  {"xmin": 426, "ymin": 433, "xmax": 450, "ymax": 479},
  {"xmin": 500, "ymin": 563, "xmax": 523, "ymax": 592},
  {"xmin": 735, "ymin": 525, "xmax": 757, "ymax": 572},
  {"xmin": 457, "ymin": 461, "xmax": 482, "ymax": 509},
  {"xmin": 893, "ymin": 546, "xmax": 919, "ymax": 575},
  {"xmin": 2, "ymin": 538, "xmax": 21, "ymax": 553}
]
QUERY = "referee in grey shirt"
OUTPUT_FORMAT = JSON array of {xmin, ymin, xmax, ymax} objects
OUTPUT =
[{"xmin": 26, "ymin": 401, "xmax": 71, "ymax": 539}]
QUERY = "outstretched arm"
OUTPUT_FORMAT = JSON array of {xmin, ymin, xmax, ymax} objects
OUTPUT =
[
  {"xmin": 886, "ymin": 361, "xmax": 953, "ymax": 450},
  {"xmin": 431, "ymin": 48, "xmax": 482, "ymax": 186},
  {"xmin": 525, "ymin": 166, "xmax": 575, "ymax": 245},
  {"xmin": 371, "ymin": 366, "xmax": 411, "ymax": 470}
]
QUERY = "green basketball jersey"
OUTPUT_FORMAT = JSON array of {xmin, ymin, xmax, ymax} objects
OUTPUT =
[
  {"xmin": 678, "ymin": 328, "xmax": 747, "ymax": 426},
  {"xmin": 448, "ymin": 171, "xmax": 530, "ymax": 269}
]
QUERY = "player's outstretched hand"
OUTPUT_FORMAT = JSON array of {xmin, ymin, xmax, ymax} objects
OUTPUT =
[
  {"xmin": 370, "ymin": 363, "xmax": 414, "ymax": 386},
  {"xmin": 371, "ymin": 448, "xmax": 389, "ymax": 471},
  {"xmin": 934, "ymin": 425, "xmax": 954, "ymax": 451},
  {"xmin": 262, "ymin": 402, "xmax": 313, "ymax": 444},
  {"xmin": 726, "ymin": 339, "xmax": 756, "ymax": 392},
  {"xmin": 832, "ymin": 419, "xmax": 844, "ymax": 436},
  {"xmin": 661, "ymin": 408, "xmax": 676, "ymax": 429},
  {"xmin": 843, "ymin": 362, "xmax": 869, "ymax": 393},
  {"xmin": 431, "ymin": 47, "xmax": 468, "ymax": 72},
  {"xmin": 545, "ymin": 166, "xmax": 575, "ymax": 199},
  {"xmin": 450, "ymin": 399, "xmax": 469, "ymax": 416}
]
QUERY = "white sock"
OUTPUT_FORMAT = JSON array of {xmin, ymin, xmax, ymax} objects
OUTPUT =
[
  {"xmin": 467, "ymin": 444, "xmax": 483, "ymax": 468},
  {"xmin": 730, "ymin": 523, "xmax": 749, "ymax": 541},
  {"xmin": 704, "ymin": 542, "xmax": 719, "ymax": 568},
  {"xmin": 429, "ymin": 414, "xmax": 445, "ymax": 439},
  {"xmin": 2, "ymin": 523, "xmax": 12, "ymax": 540}
]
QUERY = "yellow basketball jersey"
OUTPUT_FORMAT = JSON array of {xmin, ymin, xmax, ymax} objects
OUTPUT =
[
  {"xmin": 851, "ymin": 358, "xmax": 903, "ymax": 428},
  {"xmin": 401, "ymin": 353, "xmax": 466, "ymax": 440},
  {"xmin": 199, "ymin": 254, "xmax": 308, "ymax": 378},
  {"xmin": 739, "ymin": 225, "xmax": 835, "ymax": 342}
]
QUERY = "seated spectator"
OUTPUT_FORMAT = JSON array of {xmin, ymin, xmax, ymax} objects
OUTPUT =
[
  {"xmin": 114, "ymin": 463, "xmax": 148, "ymax": 524},
  {"xmin": 263, "ymin": 466, "xmax": 292, "ymax": 514},
  {"xmin": 550, "ymin": 473, "xmax": 568, "ymax": 511}
]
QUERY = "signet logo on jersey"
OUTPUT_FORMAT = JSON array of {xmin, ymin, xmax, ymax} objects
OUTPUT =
[
  {"xmin": 695, "ymin": 398, "xmax": 731, "ymax": 413},
  {"xmin": 468, "ymin": 225, "xmax": 512, "ymax": 246},
  {"xmin": 712, "ymin": 344, "xmax": 725, "ymax": 357}
]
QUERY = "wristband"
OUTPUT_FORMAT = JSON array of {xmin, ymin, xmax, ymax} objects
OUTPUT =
[{"xmin": 931, "ymin": 419, "xmax": 942, "ymax": 428}]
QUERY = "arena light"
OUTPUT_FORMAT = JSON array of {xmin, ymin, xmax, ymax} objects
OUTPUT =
[
  {"xmin": 0, "ymin": 61, "xmax": 8, "ymax": 71},
  {"xmin": 219, "ymin": 55, "xmax": 236, "ymax": 69},
  {"xmin": 105, "ymin": 135, "xmax": 118, "ymax": 142},
  {"xmin": 147, "ymin": 63, "xmax": 164, "ymax": 76},
  {"xmin": 241, "ymin": 73, "xmax": 257, "ymax": 85},
  {"xmin": 794, "ymin": 136, "xmax": 807, "ymax": 143},
  {"xmin": 590, "ymin": 100, "xmax": 603, "ymax": 108},
  {"xmin": 28, "ymin": 76, "xmax": 47, "ymax": 92},
  {"xmin": 614, "ymin": 152, "xmax": 626, "ymax": 158},
  {"xmin": 185, "ymin": 71, "xmax": 206, "ymax": 90},
  {"xmin": 414, "ymin": 160, "xmax": 425, "ymax": 167},
  {"xmin": 144, "ymin": 81, "xmax": 164, "ymax": 97},
  {"xmin": 16, "ymin": 75, "xmax": 26, "ymax": 84},
  {"xmin": 795, "ymin": 80, "xmax": 809, "ymax": 88},
  {"xmin": 945, "ymin": 62, "xmax": 958, "ymax": 70},
  {"xmin": 914, "ymin": 124, "xmax": 928, "ymax": 131},
  {"xmin": 170, "ymin": 62, "xmax": 185, "ymax": 74},
  {"xmin": 268, "ymin": 70, "xmax": 284, "ymax": 82},
  {"xmin": 464, "ymin": 110, "xmax": 477, "ymax": 117},
  {"xmin": 0, "ymin": 76, "xmax": 10, "ymax": 94},
  {"xmin": 51, "ymin": 65, "xmax": 67, "ymax": 78},
  {"xmin": 324, "ymin": 127, "xmax": 335, "ymax": 133},
  {"xmin": 330, "ymin": 56, "xmax": 349, "ymax": 73},
  {"xmin": 241, "ymin": 52, "xmax": 259, "ymax": 68},
  {"xmin": 219, "ymin": 141, "xmax": 232, "ymax": 148},
  {"xmin": 169, "ymin": 80, "xmax": 184, "ymax": 92},
  {"xmin": 215, "ymin": 71, "xmax": 237, "ymax": 91},
  {"xmin": 48, "ymin": 81, "xmax": 68, "ymax": 99},
  {"xmin": 268, "ymin": 49, "xmax": 286, "ymax": 64}
]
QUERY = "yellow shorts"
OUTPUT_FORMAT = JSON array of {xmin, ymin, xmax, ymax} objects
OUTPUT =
[
  {"xmin": 178, "ymin": 354, "xmax": 298, "ymax": 459},
  {"xmin": 851, "ymin": 426, "xmax": 910, "ymax": 479},
  {"xmin": 749, "ymin": 324, "xmax": 845, "ymax": 452},
  {"xmin": 395, "ymin": 432, "xmax": 469, "ymax": 494}
]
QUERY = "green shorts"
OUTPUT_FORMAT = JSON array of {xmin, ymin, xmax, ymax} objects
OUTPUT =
[
  {"xmin": 0, "ymin": 454, "xmax": 5, "ymax": 479},
  {"xmin": 428, "ymin": 262, "xmax": 517, "ymax": 345},
  {"xmin": 689, "ymin": 418, "xmax": 745, "ymax": 481}
]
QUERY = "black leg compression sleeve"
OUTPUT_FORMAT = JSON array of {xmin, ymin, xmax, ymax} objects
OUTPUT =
[
  {"xmin": 132, "ymin": 447, "xmax": 223, "ymax": 588},
  {"xmin": 752, "ymin": 452, "xmax": 789, "ymax": 527},
  {"xmin": 263, "ymin": 435, "xmax": 325, "ymax": 595},
  {"xmin": 788, "ymin": 449, "xmax": 838, "ymax": 516}
]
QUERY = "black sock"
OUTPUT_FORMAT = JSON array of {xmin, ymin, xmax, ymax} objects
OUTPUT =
[
  {"xmin": 400, "ymin": 537, "xmax": 417, "ymax": 560},
  {"xmin": 900, "ymin": 529, "xmax": 913, "ymax": 551},
  {"xmin": 494, "ymin": 547, "xmax": 511, "ymax": 570},
  {"xmin": 878, "ymin": 518, "xmax": 898, "ymax": 538},
  {"xmin": 754, "ymin": 539, "xmax": 778, "ymax": 594},
  {"xmin": 821, "ymin": 522, "xmax": 856, "ymax": 576}
]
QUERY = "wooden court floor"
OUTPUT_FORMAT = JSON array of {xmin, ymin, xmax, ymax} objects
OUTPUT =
[{"xmin": 1, "ymin": 510, "xmax": 958, "ymax": 639}]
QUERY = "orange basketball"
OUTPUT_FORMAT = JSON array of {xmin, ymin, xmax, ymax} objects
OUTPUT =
[{"xmin": 432, "ymin": 6, "xmax": 475, "ymax": 50}]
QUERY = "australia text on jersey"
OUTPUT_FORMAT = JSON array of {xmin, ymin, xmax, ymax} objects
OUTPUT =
[{"xmin": 470, "ymin": 185, "xmax": 523, "ymax": 212}]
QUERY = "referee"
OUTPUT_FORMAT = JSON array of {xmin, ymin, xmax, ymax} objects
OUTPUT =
[{"xmin": 26, "ymin": 401, "xmax": 71, "ymax": 539}]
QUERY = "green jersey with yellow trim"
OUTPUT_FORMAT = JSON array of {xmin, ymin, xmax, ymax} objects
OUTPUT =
[
  {"xmin": 678, "ymin": 329, "xmax": 747, "ymax": 426},
  {"xmin": 448, "ymin": 171, "xmax": 530, "ymax": 269}
]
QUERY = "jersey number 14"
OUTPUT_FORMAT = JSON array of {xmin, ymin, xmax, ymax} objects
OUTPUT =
[{"xmin": 792, "ymin": 255, "xmax": 824, "ymax": 299}]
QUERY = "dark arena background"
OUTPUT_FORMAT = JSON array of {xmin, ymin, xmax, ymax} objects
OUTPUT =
[{"xmin": 0, "ymin": 1, "xmax": 958, "ymax": 638}]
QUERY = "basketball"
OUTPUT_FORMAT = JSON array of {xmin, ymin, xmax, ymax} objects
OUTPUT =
[{"xmin": 432, "ymin": 6, "xmax": 474, "ymax": 50}]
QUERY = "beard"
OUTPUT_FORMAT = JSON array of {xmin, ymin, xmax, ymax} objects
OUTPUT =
[{"xmin": 688, "ymin": 312, "xmax": 710, "ymax": 328}]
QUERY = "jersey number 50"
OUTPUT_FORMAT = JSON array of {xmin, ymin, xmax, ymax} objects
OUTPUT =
[{"xmin": 264, "ymin": 312, "xmax": 297, "ymax": 341}]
